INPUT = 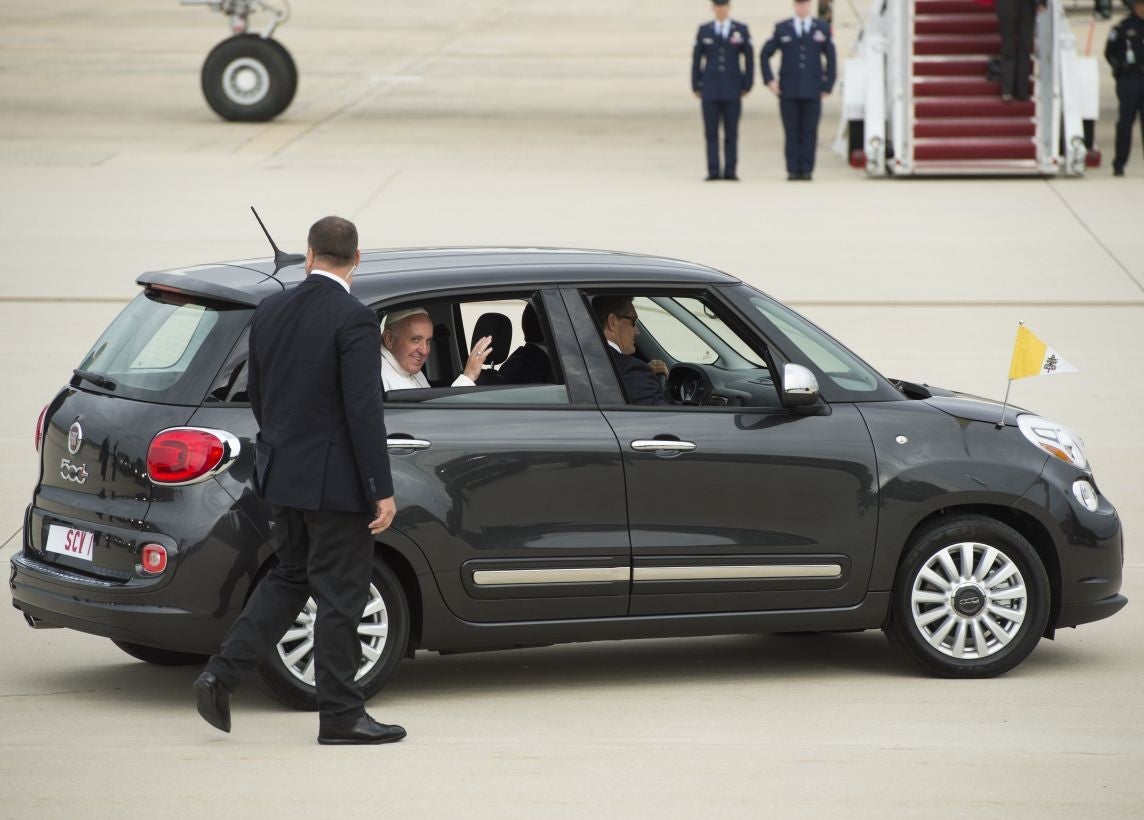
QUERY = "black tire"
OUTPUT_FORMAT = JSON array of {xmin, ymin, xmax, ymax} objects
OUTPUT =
[
  {"xmin": 200, "ymin": 35, "xmax": 297, "ymax": 122},
  {"xmin": 112, "ymin": 640, "xmax": 209, "ymax": 666},
  {"xmin": 884, "ymin": 514, "xmax": 1050, "ymax": 678},
  {"xmin": 253, "ymin": 556, "xmax": 410, "ymax": 711}
]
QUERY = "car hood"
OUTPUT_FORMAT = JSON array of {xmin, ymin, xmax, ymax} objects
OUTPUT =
[{"xmin": 923, "ymin": 391, "xmax": 1028, "ymax": 427}]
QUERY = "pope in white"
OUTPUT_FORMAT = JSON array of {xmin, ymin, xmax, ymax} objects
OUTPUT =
[{"xmin": 381, "ymin": 308, "xmax": 493, "ymax": 392}]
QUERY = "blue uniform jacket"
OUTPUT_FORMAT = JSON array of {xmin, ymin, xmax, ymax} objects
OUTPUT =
[
  {"xmin": 692, "ymin": 20, "xmax": 754, "ymax": 101},
  {"xmin": 760, "ymin": 18, "xmax": 836, "ymax": 99}
]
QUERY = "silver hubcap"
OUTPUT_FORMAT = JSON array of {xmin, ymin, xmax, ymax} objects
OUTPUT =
[
  {"xmin": 221, "ymin": 57, "xmax": 271, "ymax": 106},
  {"xmin": 910, "ymin": 541, "xmax": 1028, "ymax": 660},
  {"xmin": 276, "ymin": 583, "xmax": 389, "ymax": 686}
]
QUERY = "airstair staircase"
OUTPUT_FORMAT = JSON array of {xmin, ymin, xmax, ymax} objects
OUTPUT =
[{"xmin": 840, "ymin": 0, "xmax": 1100, "ymax": 176}]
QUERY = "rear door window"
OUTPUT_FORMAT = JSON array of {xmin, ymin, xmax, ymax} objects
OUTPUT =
[{"xmin": 77, "ymin": 289, "xmax": 253, "ymax": 405}]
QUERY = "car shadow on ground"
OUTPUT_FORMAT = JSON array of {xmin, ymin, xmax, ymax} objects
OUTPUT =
[{"xmin": 7, "ymin": 629, "xmax": 1105, "ymax": 715}]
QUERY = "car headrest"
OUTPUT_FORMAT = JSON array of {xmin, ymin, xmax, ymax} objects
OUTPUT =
[{"xmin": 470, "ymin": 312, "xmax": 512, "ymax": 366}]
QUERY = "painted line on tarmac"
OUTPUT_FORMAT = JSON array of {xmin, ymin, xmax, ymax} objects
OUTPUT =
[
  {"xmin": 0, "ymin": 526, "xmax": 22, "ymax": 555},
  {"xmin": 1045, "ymin": 178, "xmax": 1144, "ymax": 297}
]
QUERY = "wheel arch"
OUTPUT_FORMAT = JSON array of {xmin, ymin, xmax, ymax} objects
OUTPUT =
[
  {"xmin": 898, "ymin": 504, "xmax": 1061, "ymax": 638},
  {"xmin": 375, "ymin": 542, "xmax": 423, "ymax": 658}
]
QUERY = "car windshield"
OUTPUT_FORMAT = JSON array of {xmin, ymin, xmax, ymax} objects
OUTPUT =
[{"xmin": 77, "ymin": 289, "xmax": 252, "ymax": 405}]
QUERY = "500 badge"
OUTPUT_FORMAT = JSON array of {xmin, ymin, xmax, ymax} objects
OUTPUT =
[{"xmin": 60, "ymin": 458, "xmax": 88, "ymax": 484}]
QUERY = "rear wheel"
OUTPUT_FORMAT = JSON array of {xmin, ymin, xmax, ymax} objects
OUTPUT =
[
  {"xmin": 200, "ymin": 35, "xmax": 297, "ymax": 122},
  {"xmin": 112, "ymin": 640, "xmax": 208, "ymax": 666},
  {"xmin": 884, "ymin": 515, "xmax": 1050, "ymax": 678},
  {"xmin": 253, "ymin": 556, "xmax": 410, "ymax": 710}
]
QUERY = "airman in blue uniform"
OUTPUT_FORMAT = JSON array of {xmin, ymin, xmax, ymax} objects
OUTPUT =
[
  {"xmin": 692, "ymin": 0, "xmax": 754, "ymax": 181},
  {"xmin": 761, "ymin": 0, "xmax": 837, "ymax": 180}
]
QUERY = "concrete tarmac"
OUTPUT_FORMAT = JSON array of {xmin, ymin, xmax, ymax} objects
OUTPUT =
[{"xmin": 0, "ymin": 1, "xmax": 1141, "ymax": 817}]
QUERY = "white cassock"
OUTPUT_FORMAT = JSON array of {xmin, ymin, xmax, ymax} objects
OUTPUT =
[{"xmin": 381, "ymin": 347, "xmax": 476, "ymax": 392}]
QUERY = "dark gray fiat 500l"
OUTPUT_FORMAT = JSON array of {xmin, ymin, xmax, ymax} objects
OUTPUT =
[{"xmin": 11, "ymin": 248, "xmax": 1125, "ymax": 708}]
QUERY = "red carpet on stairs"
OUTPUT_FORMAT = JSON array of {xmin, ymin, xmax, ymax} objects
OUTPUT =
[{"xmin": 911, "ymin": 0, "xmax": 1037, "ymax": 169}]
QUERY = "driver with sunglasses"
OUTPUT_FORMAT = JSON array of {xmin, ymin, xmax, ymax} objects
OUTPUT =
[{"xmin": 593, "ymin": 295, "xmax": 669, "ymax": 406}]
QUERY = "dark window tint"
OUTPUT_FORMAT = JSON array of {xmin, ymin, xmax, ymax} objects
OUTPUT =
[{"xmin": 77, "ymin": 290, "xmax": 252, "ymax": 405}]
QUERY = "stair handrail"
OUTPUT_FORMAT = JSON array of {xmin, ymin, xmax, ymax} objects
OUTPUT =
[
  {"xmin": 1037, "ymin": 0, "xmax": 1087, "ymax": 174},
  {"xmin": 885, "ymin": 0, "xmax": 914, "ymax": 173}
]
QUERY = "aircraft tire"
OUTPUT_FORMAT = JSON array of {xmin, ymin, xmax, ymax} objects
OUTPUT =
[{"xmin": 201, "ymin": 35, "xmax": 297, "ymax": 122}]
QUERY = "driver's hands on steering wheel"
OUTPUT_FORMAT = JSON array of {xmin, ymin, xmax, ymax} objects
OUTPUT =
[{"xmin": 648, "ymin": 359, "xmax": 669, "ymax": 378}]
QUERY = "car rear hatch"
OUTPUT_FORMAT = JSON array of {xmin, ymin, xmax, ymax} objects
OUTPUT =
[{"xmin": 29, "ymin": 278, "xmax": 258, "ymax": 583}]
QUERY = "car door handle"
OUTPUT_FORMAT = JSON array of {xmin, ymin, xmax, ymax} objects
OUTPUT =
[
  {"xmin": 630, "ymin": 439, "xmax": 697, "ymax": 453},
  {"xmin": 387, "ymin": 437, "xmax": 431, "ymax": 451}
]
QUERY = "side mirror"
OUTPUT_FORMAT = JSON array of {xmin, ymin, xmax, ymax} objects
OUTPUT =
[{"xmin": 782, "ymin": 363, "xmax": 820, "ymax": 407}]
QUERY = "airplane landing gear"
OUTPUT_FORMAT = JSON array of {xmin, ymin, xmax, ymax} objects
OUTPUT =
[{"xmin": 182, "ymin": 0, "xmax": 297, "ymax": 122}]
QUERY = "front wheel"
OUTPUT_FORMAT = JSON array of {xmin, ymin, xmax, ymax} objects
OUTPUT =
[
  {"xmin": 884, "ymin": 515, "xmax": 1050, "ymax": 678},
  {"xmin": 200, "ymin": 35, "xmax": 298, "ymax": 122},
  {"xmin": 253, "ymin": 556, "xmax": 410, "ymax": 710}
]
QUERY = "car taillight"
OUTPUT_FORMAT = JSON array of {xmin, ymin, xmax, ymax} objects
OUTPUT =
[
  {"xmin": 34, "ymin": 404, "xmax": 49, "ymax": 452},
  {"xmin": 147, "ymin": 427, "xmax": 236, "ymax": 485},
  {"xmin": 140, "ymin": 544, "xmax": 168, "ymax": 575}
]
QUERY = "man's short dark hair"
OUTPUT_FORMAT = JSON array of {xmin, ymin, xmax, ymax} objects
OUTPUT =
[
  {"xmin": 308, "ymin": 216, "xmax": 358, "ymax": 266},
  {"xmin": 592, "ymin": 294, "xmax": 633, "ymax": 327}
]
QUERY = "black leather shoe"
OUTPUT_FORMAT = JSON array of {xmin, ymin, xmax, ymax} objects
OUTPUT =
[
  {"xmin": 194, "ymin": 671, "xmax": 231, "ymax": 733},
  {"xmin": 787, "ymin": 173, "xmax": 797, "ymax": 181},
  {"xmin": 801, "ymin": 173, "xmax": 813, "ymax": 181},
  {"xmin": 1113, "ymin": 166, "xmax": 1125, "ymax": 177},
  {"xmin": 723, "ymin": 174, "xmax": 740, "ymax": 181},
  {"xmin": 318, "ymin": 714, "xmax": 407, "ymax": 746},
  {"xmin": 705, "ymin": 174, "xmax": 720, "ymax": 181}
]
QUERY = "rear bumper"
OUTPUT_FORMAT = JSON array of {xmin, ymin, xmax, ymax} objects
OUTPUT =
[
  {"xmin": 9, "ymin": 553, "xmax": 227, "ymax": 653},
  {"xmin": 1057, "ymin": 593, "xmax": 1128, "ymax": 630}
]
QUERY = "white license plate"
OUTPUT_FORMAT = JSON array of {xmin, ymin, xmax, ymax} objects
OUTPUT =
[{"xmin": 45, "ymin": 524, "xmax": 96, "ymax": 562}]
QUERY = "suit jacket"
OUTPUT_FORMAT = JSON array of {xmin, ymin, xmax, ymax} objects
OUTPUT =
[
  {"xmin": 247, "ymin": 274, "xmax": 393, "ymax": 513},
  {"xmin": 498, "ymin": 343, "xmax": 553, "ymax": 384},
  {"xmin": 761, "ymin": 18, "xmax": 836, "ymax": 99},
  {"xmin": 692, "ymin": 20, "xmax": 754, "ymax": 101},
  {"xmin": 609, "ymin": 347, "xmax": 668, "ymax": 406}
]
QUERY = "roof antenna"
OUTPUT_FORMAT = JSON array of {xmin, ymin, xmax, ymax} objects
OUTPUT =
[{"xmin": 251, "ymin": 206, "xmax": 306, "ymax": 275}]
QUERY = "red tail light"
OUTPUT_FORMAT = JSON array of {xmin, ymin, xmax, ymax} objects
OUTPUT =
[
  {"xmin": 140, "ymin": 543, "xmax": 168, "ymax": 575},
  {"xmin": 34, "ymin": 404, "xmax": 49, "ymax": 452},
  {"xmin": 147, "ymin": 427, "xmax": 238, "ymax": 485}
]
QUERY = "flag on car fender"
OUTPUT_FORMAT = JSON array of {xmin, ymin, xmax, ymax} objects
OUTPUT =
[{"xmin": 1008, "ymin": 324, "xmax": 1077, "ymax": 381}]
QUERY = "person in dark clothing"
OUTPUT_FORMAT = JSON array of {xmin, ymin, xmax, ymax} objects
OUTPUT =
[
  {"xmin": 498, "ymin": 303, "xmax": 554, "ymax": 384},
  {"xmin": 1106, "ymin": 0, "xmax": 1144, "ymax": 175},
  {"xmin": 996, "ymin": 0, "xmax": 1045, "ymax": 102},
  {"xmin": 592, "ymin": 295, "xmax": 668, "ymax": 406},
  {"xmin": 691, "ymin": 0, "xmax": 754, "ymax": 181},
  {"xmin": 761, "ymin": 0, "xmax": 836, "ymax": 180},
  {"xmin": 194, "ymin": 216, "xmax": 406, "ymax": 746}
]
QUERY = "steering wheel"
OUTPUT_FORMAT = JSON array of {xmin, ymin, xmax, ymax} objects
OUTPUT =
[{"xmin": 666, "ymin": 364, "xmax": 714, "ymax": 406}]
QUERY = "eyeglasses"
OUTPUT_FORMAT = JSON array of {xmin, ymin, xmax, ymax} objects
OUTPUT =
[{"xmin": 615, "ymin": 313, "xmax": 639, "ymax": 324}]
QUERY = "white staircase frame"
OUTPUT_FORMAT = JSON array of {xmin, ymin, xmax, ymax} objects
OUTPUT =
[{"xmin": 841, "ymin": 0, "xmax": 1094, "ymax": 176}]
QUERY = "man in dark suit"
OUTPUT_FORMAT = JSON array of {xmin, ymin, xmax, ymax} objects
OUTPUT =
[
  {"xmin": 593, "ymin": 295, "xmax": 669, "ymax": 406},
  {"xmin": 194, "ymin": 216, "xmax": 405, "ymax": 746},
  {"xmin": 761, "ymin": 0, "xmax": 836, "ymax": 180},
  {"xmin": 498, "ymin": 303, "xmax": 553, "ymax": 384},
  {"xmin": 692, "ymin": 0, "xmax": 754, "ymax": 181}
]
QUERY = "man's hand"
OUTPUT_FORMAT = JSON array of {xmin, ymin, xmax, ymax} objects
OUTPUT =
[
  {"xmin": 767, "ymin": 80, "xmax": 779, "ymax": 95},
  {"xmin": 462, "ymin": 335, "xmax": 494, "ymax": 382},
  {"xmin": 741, "ymin": 89, "xmax": 750, "ymax": 97},
  {"xmin": 694, "ymin": 90, "xmax": 702, "ymax": 99},
  {"xmin": 821, "ymin": 90, "xmax": 829, "ymax": 99},
  {"xmin": 369, "ymin": 496, "xmax": 396, "ymax": 535},
  {"xmin": 649, "ymin": 359, "xmax": 670, "ymax": 378}
]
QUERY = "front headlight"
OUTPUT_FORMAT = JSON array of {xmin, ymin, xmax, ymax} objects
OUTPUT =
[{"xmin": 1017, "ymin": 415, "xmax": 1088, "ymax": 470}]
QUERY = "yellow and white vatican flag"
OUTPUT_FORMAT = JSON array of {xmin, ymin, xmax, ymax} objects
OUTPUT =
[
  {"xmin": 998, "ymin": 323, "xmax": 1077, "ymax": 425},
  {"xmin": 1008, "ymin": 324, "xmax": 1078, "ymax": 381}
]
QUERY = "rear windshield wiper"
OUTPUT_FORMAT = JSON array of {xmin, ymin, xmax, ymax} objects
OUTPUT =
[{"xmin": 72, "ymin": 369, "xmax": 117, "ymax": 391}]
